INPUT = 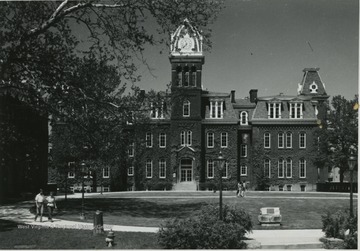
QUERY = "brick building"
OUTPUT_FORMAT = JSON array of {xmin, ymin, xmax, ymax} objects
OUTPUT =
[{"xmin": 126, "ymin": 19, "xmax": 329, "ymax": 192}]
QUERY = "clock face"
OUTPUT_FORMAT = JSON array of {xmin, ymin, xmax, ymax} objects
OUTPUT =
[{"xmin": 179, "ymin": 37, "xmax": 193, "ymax": 51}]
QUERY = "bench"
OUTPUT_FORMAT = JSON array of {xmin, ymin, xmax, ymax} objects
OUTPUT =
[{"xmin": 258, "ymin": 207, "xmax": 282, "ymax": 226}]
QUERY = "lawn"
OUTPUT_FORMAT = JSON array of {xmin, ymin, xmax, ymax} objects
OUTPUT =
[
  {"xmin": 0, "ymin": 219, "xmax": 160, "ymax": 249},
  {"xmin": 48, "ymin": 191, "xmax": 357, "ymax": 230}
]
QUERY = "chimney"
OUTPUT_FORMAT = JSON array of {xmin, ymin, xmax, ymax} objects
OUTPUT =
[
  {"xmin": 231, "ymin": 90, "xmax": 235, "ymax": 103},
  {"xmin": 249, "ymin": 89, "xmax": 258, "ymax": 103}
]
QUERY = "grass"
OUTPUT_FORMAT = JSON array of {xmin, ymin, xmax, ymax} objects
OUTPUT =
[
  {"xmin": 0, "ymin": 219, "xmax": 160, "ymax": 249},
  {"xmin": 47, "ymin": 191, "xmax": 357, "ymax": 230}
]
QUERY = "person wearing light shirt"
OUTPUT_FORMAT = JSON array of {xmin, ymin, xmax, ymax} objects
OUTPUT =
[{"xmin": 34, "ymin": 189, "xmax": 45, "ymax": 222}]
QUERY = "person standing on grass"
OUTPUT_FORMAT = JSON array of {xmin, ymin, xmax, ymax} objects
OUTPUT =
[
  {"xmin": 46, "ymin": 192, "xmax": 57, "ymax": 222},
  {"xmin": 236, "ymin": 182, "xmax": 242, "ymax": 197},
  {"xmin": 34, "ymin": 189, "xmax": 45, "ymax": 222},
  {"xmin": 240, "ymin": 181, "xmax": 246, "ymax": 197}
]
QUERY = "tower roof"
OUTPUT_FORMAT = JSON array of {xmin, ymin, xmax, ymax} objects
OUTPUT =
[
  {"xmin": 170, "ymin": 18, "xmax": 203, "ymax": 56},
  {"xmin": 298, "ymin": 68, "xmax": 327, "ymax": 96}
]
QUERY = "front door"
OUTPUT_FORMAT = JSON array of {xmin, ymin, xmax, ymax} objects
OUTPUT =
[{"xmin": 180, "ymin": 158, "xmax": 193, "ymax": 182}]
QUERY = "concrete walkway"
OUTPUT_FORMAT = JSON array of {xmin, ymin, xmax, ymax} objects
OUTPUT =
[{"xmin": 0, "ymin": 193, "xmax": 330, "ymax": 249}]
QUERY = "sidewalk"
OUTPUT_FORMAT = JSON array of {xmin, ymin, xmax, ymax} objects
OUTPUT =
[{"xmin": 0, "ymin": 195, "xmax": 326, "ymax": 249}]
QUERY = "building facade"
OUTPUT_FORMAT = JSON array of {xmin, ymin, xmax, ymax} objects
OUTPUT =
[{"xmin": 126, "ymin": 19, "xmax": 329, "ymax": 192}]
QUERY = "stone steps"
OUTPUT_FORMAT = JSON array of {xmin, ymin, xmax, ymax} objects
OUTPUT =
[{"xmin": 173, "ymin": 182, "xmax": 197, "ymax": 191}]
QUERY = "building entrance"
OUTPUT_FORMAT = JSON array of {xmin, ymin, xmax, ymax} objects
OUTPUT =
[{"xmin": 180, "ymin": 158, "xmax": 193, "ymax": 182}]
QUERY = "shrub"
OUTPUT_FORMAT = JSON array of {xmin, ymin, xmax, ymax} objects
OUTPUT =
[
  {"xmin": 157, "ymin": 204, "xmax": 253, "ymax": 249},
  {"xmin": 144, "ymin": 180, "xmax": 173, "ymax": 191},
  {"xmin": 321, "ymin": 209, "xmax": 357, "ymax": 249}
]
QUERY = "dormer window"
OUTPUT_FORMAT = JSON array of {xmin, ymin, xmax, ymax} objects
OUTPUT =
[
  {"xmin": 309, "ymin": 82, "xmax": 318, "ymax": 93},
  {"xmin": 210, "ymin": 100, "xmax": 224, "ymax": 119},
  {"xmin": 240, "ymin": 111, "xmax": 248, "ymax": 125},
  {"xmin": 150, "ymin": 102, "xmax": 164, "ymax": 119},
  {"xmin": 289, "ymin": 102, "xmax": 303, "ymax": 119},
  {"xmin": 268, "ymin": 102, "xmax": 281, "ymax": 119}
]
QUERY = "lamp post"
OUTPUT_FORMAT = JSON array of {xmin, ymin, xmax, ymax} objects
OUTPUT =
[
  {"xmin": 217, "ymin": 151, "xmax": 226, "ymax": 220},
  {"xmin": 80, "ymin": 161, "xmax": 86, "ymax": 220},
  {"xmin": 347, "ymin": 153, "xmax": 357, "ymax": 218}
]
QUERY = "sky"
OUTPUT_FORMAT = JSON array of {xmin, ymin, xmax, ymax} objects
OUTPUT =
[{"xmin": 136, "ymin": 0, "xmax": 359, "ymax": 100}]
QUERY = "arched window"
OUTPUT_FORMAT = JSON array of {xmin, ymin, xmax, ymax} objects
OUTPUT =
[
  {"xmin": 299, "ymin": 159, "xmax": 306, "ymax": 178},
  {"xmin": 176, "ymin": 66, "xmax": 182, "ymax": 86},
  {"xmin": 180, "ymin": 131, "xmax": 192, "ymax": 146},
  {"xmin": 278, "ymin": 132, "xmax": 284, "ymax": 148},
  {"xmin": 240, "ymin": 111, "xmax": 248, "ymax": 125},
  {"xmin": 286, "ymin": 132, "xmax": 292, "ymax": 148},
  {"xmin": 184, "ymin": 66, "xmax": 189, "ymax": 86},
  {"xmin": 264, "ymin": 132, "xmax": 271, "ymax": 148},
  {"xmin": 264, "ymin": 159, "xmax": 271, "ymax": 178},
  {"xmin": 299, "ymin": 132, "xmax": 306, "ymax": 149},
  {"xmin": 207, "ymin": 160, "xmax": 214, "ymax": 178},
  {"xmin": 187, "ymin": 131, "xmax": 192, "ymax": 146},
  {"xmin": 278, "ymin": 158, "xmax": 284, "ymax": 178},
  {"xmin": 180, "ymin": 131, "xmax": 186, "ymax": 146},
  {"xmin": 191, "ymin": 66, "xmax": 196, "ymax": 87},
  {"xmin": 183, "ymin": 100, "xmax": 190, "ymax": 117},
  {"xmin": 286, "ymin": 158, "xmax": 292, "ymax": 178}
]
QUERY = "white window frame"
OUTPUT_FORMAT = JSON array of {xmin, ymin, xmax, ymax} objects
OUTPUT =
[
  {"xmin": 68, "ymin": 161, "xmax": 75, "ymax": 178},
  {"xmin": 278, "ymin": 158, "xmax": 284, "ymax": 178},
  {"xmin": 207, "ymin": 160, "xmax": 214, "ymax": 178},
  {"xmin": 210, "ymin": 100, "xmax": 224, "ymax": 119},
  {"xmin": 150, "ymin": 102, "xmax": 164, "ymax": 119},
  {"xmin": 240, "ymin": 111, "xmax": 248, "ymax": 125},
  {"xmin": 221, "ymin": 162, "xmax": 229, "ymax": 178},
  {"xmin": 103, "ymin": 166, "xmax": 110, "ymax": 178},
  {"xmin": 187, "ymin": 130, "xmax": 192, "ymax": 146},
  {"xmin": 286, "ymin": 185, "xmax": 292, "ymax": 191},
  {"xmin": 184, "ymin": 71, "xmax": 189, "ymax": 86},
  {"xmin": 146, "ymin": 160, "xmax": 153, "ymax": 178},
  {"xmin": 241, "ymin": 144, "xmax": 247, "ymax": 157},
  {"xmin": 264, "ymin": 132, "xmax": 271, "ymax": 148},
  {"xmin": 103, "ymin": 186, "xmax": 110, "ymax": 192},
  {"xmin": 159, "ymin": 133, "xmax": 166, "ymax": 148},
  {"xmin": 299, "ymin": 132, "xmax": 306, "ymax": 149},
  {"xmin": 146, "ymin": 132, "xmax": 153, "ymax": 148},
  {"xmin": 183, "ymin": 100, "xmax": 190, "ymax": 117},
  {"xmin": 128, "ymin": 166, "xmax": 134, "ymax": 176},
  {"xmin": 286, "ymin": 132, "xmax": 292, "ymax": 148},
  {"xmin": 299, "ymin": 159, "xmax": 306, "ymax": 178},
  {"xmin": 264, "ymin": 159, "xmax": 271, "ymax": 178},
  {"xmin": 159, "ymin": 159, "xmax": 166, "ymax": 178},
  {"xmin": 240, "ymin": 164, "xmax": 247, "ymax": 176},
  {"xmin": 207, "ymin": 132, "xmax": 214, "ymax": 148},
  {"xmin": 278, "ymin": 132, "xmax": 284, "ymax": 148},
  {"xmin": 180, "ymin": 131, "xmax": 192, "ymax": 146},
  {"xmin": 286, "ymin": 158, "xmax": 292, "ymax": 178},
  {"xmin": 289, "ymin": 102, "xmax": 303, "ymax": 119},
  {"xmin": 268, "ymin": 102, "xmax": 281, "ymax": 119},
  {"xmin": 128, "ymin": 143, "xmax": 134, "ymax": 157},
  {"xmin": 191, "ymin": 71, "xmax": 196, "ymax": 86},
  {"xmin": 221, "ymin": 132, "xmax": 228, "ymax": 148},
  {"xmin": 180, "ymin": 131, "xmax": 186, "ymax": 146}
]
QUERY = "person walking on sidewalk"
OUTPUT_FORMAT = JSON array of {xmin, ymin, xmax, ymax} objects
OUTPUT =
[
  {"xmin": 46, "ymin": 192, "xmax": 57, "ymax": 222},
  {"xmin": 34, "ymin": 189, "xmax": 45, "ymax": 222},
  {"xmin": 240, "ymin": 181, "xmax": 246, "ymax": 197},
  {"xmin": 236, "ymin": 182, "xmax": 242, "ymax": 197}
]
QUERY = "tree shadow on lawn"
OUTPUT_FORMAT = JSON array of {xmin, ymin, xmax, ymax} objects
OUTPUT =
[
  {"xmin": 31, "ymin": 198, "xmax": 207, "ymax": 221},
  {"xmin": 0, "ymin": 219, "xmax": 20, "ymax": 232}
]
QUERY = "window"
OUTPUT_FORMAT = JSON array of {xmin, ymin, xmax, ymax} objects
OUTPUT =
[
  {"xmin": 286, "ymin": 158, "xmax": 292, "ymax": 178},
  {"xmin": 278, "ymin": 158, "xmax": 284, "ymax": 178},
  {"xmin": 268, "ymin": 103, "xmax": 281, "ymax": 119},
  {"xmin": 299, "ymin": 159, "xmax": 306, "ymax": 178},
  {"xmin": 286, "ymin": 185, "xmax": 292, "ymax": 191},
  {"xmin": 183, "ymin": 100, "xmax": 190, "ymax": 117},
  {"xmin": 264, "ymin": 159, "xmax": 271, "ymax": 178},
  {"xmin": 222, "ymin": 162, "xmax": 229, "ymax": 178},
  {"xmin": 299, "ymin": 132, "xmax": 306, "ymax": 149},
  {"xmin": 128, "ymin": 166, "xmax": 134, "ymax": 176},
  {"xmin": 290, "ymin": 103, "xmax": 303, "ymax": 119},
  {"xmin": 159, "ymin": 159, "xmax": 166, "ymax": 178},
  {"xmin": 278, "ymin": 132, "xmax": 284, "ymax": 148},
  {"xmin": 207, "ymin": 132, "xmax": 214, "ymax": 148},
  {"xmin": 264, "ymin": 132, "xmax": 271, "ymax": 148},
  {"xmin": 180, "ymin": 131, "xmax": 192, "ymax": 146},
  {"xmin": 103, "ymin": 186, "xmax": 110, "ymax": 192},
  {"xmin": 68, "ymin": 162, "xmax": 75, "ymax": 178},
  {"xmin": 159, "ymin": 133, "xmax": 166, "ymax": 148},
  {"xmin": 300, "ymin": 184, "xmax": 306, "ymax": 192},
  {"xmin": 240, "ymin": 144, "xmax": 247, "ymax": 157},
  {"xmin": 177, "ymin": 68, "xmax": 182, "ymax": 86},
  {"xmin": 128, "ymin": 143, "xmax": 134, "ymax": 157},
  {"xmin": 221, "ymin": 132, "xmax": 228, "ymax": 148},
  {"xmin": 240, "ymin": 164, "xmax": 247, "ymax": 176},
  {"xmin": 103, "ymin": 167, "xmax": 110, "ymax": 178},
  {"xmin": 146, "ymin": 132, "xmax": 153, "ymax": 148},
  {"xmin": 191, "ymin": 68, "xmax": 196, "ymax": 86},
  {"xmin": 184, "ymin": 71, "xmax": 189, "ymax": 87},
  {"xmin": 279, "ymin": 185, "xmax": 284, "ymax": 191},
  {"xmin": 207, "ymin": 160, "xmax": 214, "ymax": 178},
  {"xmin": 240, "ymin": 111, "xmax": 248, "ymax": 125},
  {"xmin": 286, "ymin": 132, "xmax": 292, "ymax": 148},
  {"xmin": 210, "ymin": 101, "xmax": 224, "ymax": 119},
  {"xmin": 150, "ymin": 102, "xmax": 164, "ymax": 119},
  {"xmin": 146, "ymin": 160, "xmax": 152, "ymax": 178}
]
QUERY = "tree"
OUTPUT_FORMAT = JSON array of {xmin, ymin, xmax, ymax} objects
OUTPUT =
[{"xmin": 314, "ymin": 95, "xmax": 358, "ymax": 183}]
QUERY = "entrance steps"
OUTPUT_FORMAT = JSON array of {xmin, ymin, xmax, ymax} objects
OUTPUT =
[{"xmin": 173, "ymin": 182, "xmax": 197, "ymax": 191}]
